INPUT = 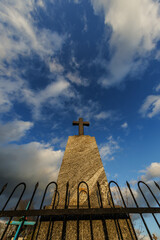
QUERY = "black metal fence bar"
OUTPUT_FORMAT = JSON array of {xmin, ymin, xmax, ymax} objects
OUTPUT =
[
  {"xmin": 154, "ymin": 181, "xmax": 160, "ymax": 190},
  {"xmin": 45, "ymin": 183, "xmax": 58, "ymax": 240},
  {"xmin": 77, "ymin": 181, "xmax": 93, "ymax": 240},
  {"xmin": 96, "ymin": 182, "xmax": 109, "ymax": 240},
  {"xmin": 0, "ymin": 183, "xmax": 7, "ymax": 196},
  {"xmin": 0, "ymin": 207, "xmax": 159, "ymax": 218},
  {"xmin": 61, "ymin": 182, "xmax": 69, "ymax": 240}
]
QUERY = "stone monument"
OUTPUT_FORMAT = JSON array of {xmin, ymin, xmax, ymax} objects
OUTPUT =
[
  {"xmin": 38, "ymin": 118, "xmax": 136, "ymax": 239},
  {"xmin": 56, "ymin": 118, "xmax": 109, "ymax": 209}
]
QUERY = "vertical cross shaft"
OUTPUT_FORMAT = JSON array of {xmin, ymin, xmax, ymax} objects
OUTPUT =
[{"xmin": 72, "ymin": 118, "xmax": 90, "ymax": 136}]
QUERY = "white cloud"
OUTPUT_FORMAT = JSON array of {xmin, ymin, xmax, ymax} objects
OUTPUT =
[
  {"xmin": 139, "ymin": 95, "xmax": 160, "ymax": 118},
  {"xmin": 121, "ymin": 122, "xmax": 128, "ymax": 129},
  {"xmin": 0, "ymin": 61, "xmax": 78, "ymax": 119},
  {"xmin": 95, "ymin": 111, "xmax": 112, "ymax": 120},
  {"xmin": 0, "ymin": 0, "xmax": 70, "ymax": 119},
  {"xmin": 135, "ymin": 162, "xmax": 160, "ymax": 206},
  {"xmin": 22, "ymin": 77, "xmax": 73, "ymax": 119},
  {"xmin": 90, "ymin": 0, "xmax": 160, "ymax": 87},
  {"xmin": 156, "ymin": 50, "xmax": 160, "ymax": 60},
  {"xmin": 114, "ymin": 173, "xmax": 118, "ymax": 179},
  {"xmin": 99, "ymin": 136, "xmax": 120, "ymax": 161},
  {"xmin": 129, "ymin": 179, "xmax": 137, "ymax": 186},
  {"xmin": 133, "ymin": 162, "xmax": 160, "ymax": 206},
  {"xmin": 66, "ymin": 72, "xmax": 88, "ymax": 86},
  {"xmin": 0, "ymin": 142, "xmax": 63, "ymax": 191},
  {"xmin": 82, "ymin": 14, "xmax": 88, "ymax": 32},
  {"xmin": 37, "ymin": 0, "xmax": 45, "ymax": 8},
  {"xmin": 136, "ymin": 233, "xmax": 150, "ymax": 240},
  {"xmin": 111, "ymin": 177, "xmax": 160, "ymax": 238},
  {"xmin": 0, "ymin": 0, "xmax": 65, "ymax": 63},
  {"xmin": 73, "ymin": 99, "xmax": 120, "ymax": 123},
  {"xmin": 48, "ymin": 59, "xmax": 64, "ymax": 74},
  {"xmin": 155, "ymin": 83, "xmax": 160, "ymax": 92},
  {"xmin": 73, "ymin": 99, "xmax": 99, "ymax": 120},
  {"xmin": 0, "ymin": 120, "xmax": 33, "ymax": 143},
  {"xmin": 51, "ymin": 136, "xmax": 68, "ymax": 149},
  {"xmin": 0, "ymin": 119, "xmax": 64, "ymax": 196},
  {"xmin": 140, "ymin": 162, "xmax": 160, "ymax": 182},
  {"xmin": 0, "ymin": 77, "xmax": 24, "ymax": 113},
  {"xmin": 70, "ymin": 55, "xmax": 80, "ymax": 69},
  {"xmin": 0, "ymin": 74, "xmax": 75, "ymax": 119},
  {"xmin": 116, "ymin": 162, "xmax": 160, "ymax": 210}
]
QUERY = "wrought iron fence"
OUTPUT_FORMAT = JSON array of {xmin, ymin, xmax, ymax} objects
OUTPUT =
[{"xmin": 0, "ymin": 180, "xmax": 159, "ymax": 240}]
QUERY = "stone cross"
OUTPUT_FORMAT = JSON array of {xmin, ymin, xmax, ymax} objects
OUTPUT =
[{"xmin": 72, "ymin": 118, "xmax": 90, "ymax": 136}]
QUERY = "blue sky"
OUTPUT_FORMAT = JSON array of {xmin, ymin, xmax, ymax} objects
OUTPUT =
[{"xmin": 0, "ymin": 0, "xmax": 160, "ymax": 227}]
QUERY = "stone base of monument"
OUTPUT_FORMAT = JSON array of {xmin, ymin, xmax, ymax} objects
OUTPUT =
[{"xmin": 36, "ymin": 217, "xmax": 136, "ymax": 240}]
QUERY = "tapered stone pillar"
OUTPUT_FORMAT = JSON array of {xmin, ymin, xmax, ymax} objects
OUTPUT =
[{"xmin": 56, "ymin": 135, "xmax": 109, "ymax": 208}]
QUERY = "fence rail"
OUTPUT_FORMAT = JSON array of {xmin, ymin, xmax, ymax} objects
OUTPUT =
[{"xmin": 0, "ymin": 180, "xmax": 159, "ymax": 240}]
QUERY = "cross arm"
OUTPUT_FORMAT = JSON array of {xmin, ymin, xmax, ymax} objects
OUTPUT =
[
  {"xmin": 72, "ymin": 121, "xmax": 79, "ymax": 126},
  {"xmin": 83, "ymin": 122, "xmax": 90, "ymax": 126}
]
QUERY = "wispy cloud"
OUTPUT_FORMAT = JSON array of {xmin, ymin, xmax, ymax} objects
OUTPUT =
[
  {"xmin": 73, "ymin": 99, "xmax": 99, "ymax": 120},
  {"xmin": 0, "ymin": 119, "xmax": 63, "ymax": 192},
  {"xmin": 110, "ymin": 162, "xmax": 160, "ymax": 236},
  {"xmin": 155, "ymin": 83, "xmax": 160, "ymax": 92},
  {"xmin": 0, "ymin": 141, "xmax": 63, "ymax": 191},
  {"xmin": 95, "ymin": 110, "xmax": 119, "ymax": 121},
  {"xmin": 95, "ymin": 111, "xmax": 111, "ymax": 120},
  {"xmin": 82, "ymin": 13, "xmax": 88, "ymax": 32},
  {"xmin": 99, "ymin": 136, "xmax": 120, "ymax": 161},
  {"xmin": 139, "ymin": 95, "xmax": 160, "ymax": 118},
  {"xmin": 73, "ymin": 99, "xmax": 120, "ymax": 123},
  {"xmin": 66, "ymin": 71, "xmax": 88, "ymax": 86},
  {"xmin": 140, "ymin": 162, "xmax": 160, "ymax": 182},
  {"xmin": 37, "ymin": 0, "xmax": 45, "ymax": 8},
  {"xmin": 22, "ymin": 77, "xmax": 73, "ymax": 119},
  {"xmin": 121, "ymin": 162, "xmax": 160, "ymax": 208},
  {"xmin": 0, "ymin": 0, "xmax": 65, "ymax": 63},
  {"xmin": 0, "ymin": 120, "xmax": 33, "ymax": 143},
  {"xmin": 48, "ymin": 59, "xmax": 64, "ymax": 74},
  {"xmin": 121, "ymin": 122, "xmax": 128, "ymax": 129},
  {"xmin": 51, "ymin": 136, "xmax": 68, "ymax": 149},
  {"xmin": 91, "ymin": 0, "xmax": 160, "ymax": 87},
  {"xmin": 0, "ymin": 73, "xmax": 77, "ymax": 120},
  {"xmin": 0, "ymin": 0, "xmax": 69, "ymax": 119},
  {"xmin": 0, "ymin": 77, "xmax": 24, "ymax": 113}
]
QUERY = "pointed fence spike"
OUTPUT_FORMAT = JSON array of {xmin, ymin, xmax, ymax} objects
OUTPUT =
[
  {"xmin": 126, "ymin": 181, "xmax": 130, "ymax": 188},
  {"xmin": 0, "ymin": 183, "xmax": 8, "ymax": 195},
  {"xmin": 154, "ymin": 181, "xmax": 160, "ymax": 190}
]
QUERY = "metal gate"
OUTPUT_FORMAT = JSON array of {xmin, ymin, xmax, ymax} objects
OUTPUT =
[{"xmin": 0, "ymin": 180, "xmax": 159, "ymax": 239}]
